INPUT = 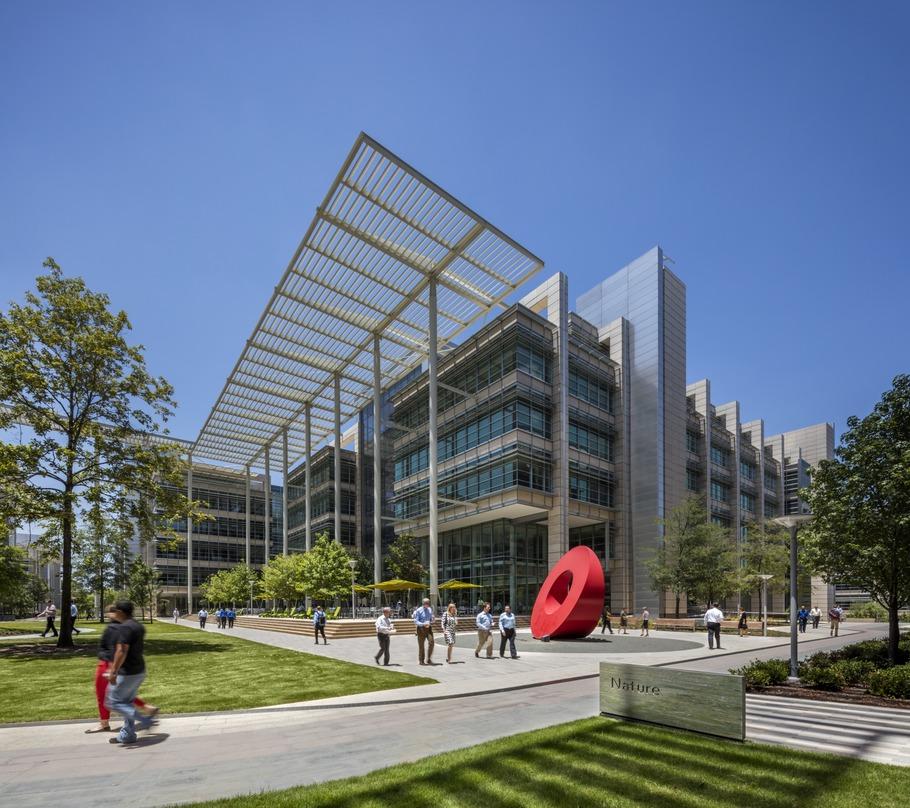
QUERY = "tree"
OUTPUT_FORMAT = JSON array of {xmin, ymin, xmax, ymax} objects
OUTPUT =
[
  {"xmin": 127, "ymin": 559, "xmax": 161, "ymax": 623},
  {"xmin": 349, "ymin": 549, "xmax": 374, "ymax": 586},
  {"xmin": 685, "ymin": 519, "xmax": 739, "ymax": 608},
  {"xmin": 0, "ymin": 261, "xmax": 198, "ymax": 647},
  {"xmin": 200, "ymin": 564, "xmax": 259, "ymax": 609},
  {"xmin": 300, "ymin": 533, "xmax": 353, "ymax": 602},
  {"xmin": 739, "ymin": 521, "xmax": 789, "ymax": 606},
  {"xmin": 801, "ymin": 374, "xmax": 910, "ymax": 664},
  {"xmin": 74, "ymin": 502, "xmax": 133, "ymax": 622},
  {"xmin": 0, "ymin": 544, "xmax": 29, "ymax": 615},
  {"xmin": 386, "ymin": 533, "xmax": 426, "ymax": 582},
  {"xmin": 259, "ymin": 553, "xmax": 307, "ymax": 605},
  {"xmin": 646, "ymin": 496, "xmax": 708, "ymax": 618}
]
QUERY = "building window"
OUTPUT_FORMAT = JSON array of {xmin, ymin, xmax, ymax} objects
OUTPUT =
[
  {"xmin": 568, "ymin": 365, "xmax": 614, "ymax": 412},
  {"xmin": 710, "ymin": 480, "xmax": 728, "ymax": 503},
  {"xmin": 740, "ymin": 461, "xmax": 755, "ymax": 481},
  {"xmin": 710, "ymin": 445, "xmax": 728, "ymax": 467},
  {"xmin": 711, "ymin": 515, "xmax": 730, "ymax": 528},
  {"xmin": 569, "ymin": 469, "xmax": 615, "ymax": 507},
  {"xmin": 740, "ymin": 492, "xmax": 755, "ymax": 512},
  {"xmin": 686, "ymin": 469, "xmax": 699, "ymax": 491},
  {"xmin": 764, "ymin": 502, "xmax": 777, "ymax": 519},
  {"xmin": 686, "ymin": 431, "xmax": 698, "ymax": 453},
  {"xmin": 764, "ymin": 472, "xmax": 777, "ymax": 491},
  {"xmin": 568, "ymin": 420, "xmax": 614, "ymax": 461}
]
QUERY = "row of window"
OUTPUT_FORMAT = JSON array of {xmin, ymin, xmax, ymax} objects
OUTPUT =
[
  {"xmin": 569, "ymin": 522, "xmax": 616, "ymax": 559},
  {"xmin": 568, "ymin": 420, "xmax": 614, "ymax": 461},
  {"xmin": 192, "ymin": 487, "xmax": 265, "ymax": 516},
  {"xmin": 687, "ymin": 469, "xmax": 699, "ymax": 491},
  {"xmin": 170, "ymin": 516, "xmax": 268, "ymax": 541},
  {"xmin": 710, "ymin": 480, "xmax": 729, "ymax": 502},
  {"xmin": 294, "ymin": 458, "xmax": 357, "ymax": 490},
  {"xmin": 740, "ymin": 461, "xmax": 756, "ymax": 481},
  {"xmin": 686, "ymin": 431, "xmax": 698, "ymax": 453},
  {"xmin": 740, "ymin": 492, "xmax": 755, "ymax": 512},
  {"xmin": 569, "ymin": 470, "xmax": 615, "ymax": 507},
  {"xmin": 568, "ymin": 365, "xmax": 614, "ymax": 412},
  {"xmin": 393, "ymin": 398, "xmax": 551, "ymax": 481},
  {"xmin": 710, "ymin": 445, "xmax": 729, "ymax": 467},
  {"xmin": 156, "ymin": 539, "xmax": 266, "ymax": 565}
]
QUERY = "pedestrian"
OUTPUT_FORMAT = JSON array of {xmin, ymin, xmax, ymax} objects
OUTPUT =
[
  {"xmin": 173, "ymin": 607, "xmax": 180, "ymax": 623},
  {"xmin": 619, "ymin": 608, "xmax": 629, "ymax": 634},
  {"xmin": 105, "ymin": 600, "xmax": 156, "ymax": 745},
  {"xmin": 198, "ymin": 607, "xmax": 208, "ymax": 629},
  {"xmin": 85, "ymin": 603, "xmax": 157, "ymax": 734},
  {"xmin": 442, "ymin": 602, "xmax": 458, "ymax": 663},
  {"xmin": 70, "ymin": 600, "xmax": 82, "ymax": 635},
  {"xmin": 217, "ymin": 607, "xmax": 226, "ymax": 629},
  {"xmin": 227, "ymin": 608, "xmax": 236, "ymax": 629},
  {"xmin": 601, "ymin": 605, "xmax": 613, "ymax": 635},
  {"xmin": 705, "ymin": 602, "xmax": 724, "ymax": 649},
  {"xmin": 738, "ymin": 607, "xmax": 748, "ymax": 637},
  {"xmin": 828, "ymin": 605, "xmax": 842, "ymax": 636},
  {"xmin": 37, "ymin": 600, "xmax": 58, "ymax": 637},
  {"xmin": 374, "ymin": 606, "xmax": 395, "ymax": 665},
  {"xmin": 810, "ymin": 606, "xmax": 821, "ymax": 629},
  {"xmin": 499, "ymin": 605, "xmax": 519, "ymax": 658},
  {"xmin": 798, "ymin": 605, "xmax": 809, "ymax": 633},
  {"xmin": 475, "ymin": 601, "xmax": 494, "ymax": 659},
  {"xmin": 640, "ymin": 608, "xmax": 650, "ymax": 637},
  {"xmin": 414, "ymin": 598, "xmax": 435, "ymax": 665},
  {"xmin": 313, "ymin": 604, "xmax": 328, "ymax": 644}
]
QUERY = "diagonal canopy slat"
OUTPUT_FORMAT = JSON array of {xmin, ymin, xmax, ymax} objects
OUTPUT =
[{"xmin": 193, "ymin": 132, "xmax": 543, "ymax": 470}]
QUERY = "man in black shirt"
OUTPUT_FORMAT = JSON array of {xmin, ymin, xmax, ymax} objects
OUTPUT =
[{"xmin": 105, "ymin": 601, "xmax": 154, "ymax": 744}]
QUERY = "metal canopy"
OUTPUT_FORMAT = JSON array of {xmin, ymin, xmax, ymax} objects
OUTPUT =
[{"xmin": 193, "ymin": 133, "xmax": 544, "ymax": 470}]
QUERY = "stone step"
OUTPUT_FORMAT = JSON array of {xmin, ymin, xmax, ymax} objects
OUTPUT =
[{"xmin": 233, "ymin": 614, "xmax": 531, "ymax": 639}]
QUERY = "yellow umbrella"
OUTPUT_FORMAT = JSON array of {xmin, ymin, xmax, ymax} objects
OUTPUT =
[
  {"xmin": 439, "ymin": 578, "xmax": 482, "ymax": 590},
  {"xmin": 371, "ymin": 578, "xmax": 427, "ymax": 591},
  {"xmin": 352, "ymin": 584, "xmax": 375, "ymax": 594}
]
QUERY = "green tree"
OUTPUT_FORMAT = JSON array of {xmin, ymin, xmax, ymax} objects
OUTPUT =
[
  {"xmin": 685, "ymin": 519, "xmax": 739, "ymax": 608},
  {"xmin": 200, "ymin": 564, "xmax": 259, "ymax": 609},
  {"xmin": 385, "ymin": 533, "xmax": 426, "ymax": 582},
  {"xmin": 0, "ymin": 544, "xmax": 29, "ymax": 614},
  {"xmin": 739, "ymin": 521, "xmax": 789, "ymax": 606},
  {"xmin": 0, "ymin": 261, "xmax": 199, "ymax": 647},
  {"xmin": 127, "ymin": 558, "xmax": 161, "ymax": 623},
  {"xmin": 646, "ymin": 496, "xmax": 708, "ymax": 618},
  {"xmin": 300, "ymin": 533, "xmax": 353, "ymax": 602},
  {"xmin": 801, "ymin": 374, "xmax": 910, "ymax": 664},
  {"xmin": 349, "ymin": 549, "xmax": 374, "ymax": 586},
  {"xmin": 259, "ymin": 553, "xmax": 307, "ymax": 606},
  {"xmin": 74, "ymin": 498, "xmax": 133, "ymax": 622}
]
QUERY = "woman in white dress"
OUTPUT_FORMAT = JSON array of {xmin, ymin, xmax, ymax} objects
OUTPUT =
[{"xmin": 442, "ymin": 602, "xmax": 458, "ymax": 663}]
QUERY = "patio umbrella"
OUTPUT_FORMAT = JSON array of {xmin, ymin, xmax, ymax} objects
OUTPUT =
[
  {"xmin": 438, "ymin": 579, "xmax": 482, "ymax": 590},
  {"xmin": 352, "ymin": 584, "xmax": 375, "ymax": 594},
  {"xmin": 371, "ymin": 579, "xmax": 427, "ymax": 591}
]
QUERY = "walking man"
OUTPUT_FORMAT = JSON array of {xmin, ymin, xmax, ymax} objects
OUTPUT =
[
  {"xmin": 810, "ymin": 606, "xmax": 821, "ymax": 629},
  {"xmin": 198, "ymin": 607, "xmax": 208, "ymax": 629},
  {"xmin": 499, "ymin": 605, "xmax": 519, "ymax": 658},
  {"xmin": 798, "ymin": 605, "xmax": 809, "ymax": 633},
  {"xmin": 828, "ymin": 605, "xmax": 842, "ymax": 636},
  {"xmin": 37, "ymin": 601, "xmax": 58, "ymax": 638},
  {"xmin": 414, "ymin": 598, "xmax": 435, "ymax": 665},
  {"xmin": 70, "ymin": 600, "xmax": 81, "ymax": 635},
  {"xmin": 601, "ymin": 605, "xmax": 613, "ymax": 635},
  {"xmin": 227, "ymin": 608, "xmax": 236, "ymax": 629},
  {"xmin": 704, "ymin": 602, "xmax": 724, "ymax": 649},
  {"xmin": 105, "ymin": 600, "xmax": 154, "ymax": 745},
  {"xmin": 173, "ymin": 607, "xmax": 180, "ymax": 623},
  {"xmin": 374, "ymin": 606, "xmax": 395, "ymax": 665},
  {"xmin": 313, "ymin": 604, "xmax": 328, "ymax": 644},
  {"xmin": 640, "ymin": 607, "xmax": 651, "ymax": 637},
  {"xmin": 475, "ymin": 602, "xmax": 494, "ymax": 659},
  {"xmin": 619, "ymin": 608, "xmax": 629, "ymax": 634}
]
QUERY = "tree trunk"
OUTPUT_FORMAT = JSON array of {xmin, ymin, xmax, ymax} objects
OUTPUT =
[
  {"xmin": 675, "ymin": 592, "xmax": 680, "ymax": 620},
  {"xmin": 57, "ymin": 484, "xmax": 75, "ymax": 648},
  {"xmin": 888, "ymin": 599, "xmax": 901, "ymax": 665}
]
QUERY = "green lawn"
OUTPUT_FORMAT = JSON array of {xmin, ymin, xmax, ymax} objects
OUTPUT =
[
  {"xmin": 179, "ymin": 717, "xmax": 910, "ymax": 808},
  {"xmin": 0, "ymin": 620, "xmax": 433, "ymax": 723}
]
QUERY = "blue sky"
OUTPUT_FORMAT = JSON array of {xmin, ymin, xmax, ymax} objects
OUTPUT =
[{"xmin": 1, "ymin": 1, "xmax": 907, "ymax": 448}]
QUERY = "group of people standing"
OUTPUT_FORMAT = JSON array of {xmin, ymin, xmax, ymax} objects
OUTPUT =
[
  {"xmin": 372, "ymin": 600, "xmax": 522, "ymax": 666},
  {"xmin": 195, "ymin": 607, "xmax": 236, "ymax": 629}
]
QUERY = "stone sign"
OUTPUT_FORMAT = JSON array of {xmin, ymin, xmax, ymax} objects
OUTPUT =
[{"xmin": 599, "ymin": 662, "xmax": 745, "ymax": 741}]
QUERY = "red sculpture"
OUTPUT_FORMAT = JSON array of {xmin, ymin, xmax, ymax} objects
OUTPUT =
[{"xmin": 530, "ymin": 546, "xmax": 605, "ymax": 639}]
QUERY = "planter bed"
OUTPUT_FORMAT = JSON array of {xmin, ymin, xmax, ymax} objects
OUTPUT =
[{"xmin": 750, "ymin": 683, "xmax": 910, "ymax": 710}]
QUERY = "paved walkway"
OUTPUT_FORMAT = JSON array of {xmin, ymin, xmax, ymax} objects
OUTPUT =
[{"xmin": 0, "ymin": 619, "xmax": 905, "ymax": 808}]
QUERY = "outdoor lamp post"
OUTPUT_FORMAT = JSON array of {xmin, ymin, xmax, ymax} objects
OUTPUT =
[
  {"xmin": 773, "ymin": 513, "xmax": 813, "ymax": 679},
  {"xmin": 758, "ymin": 574, "xmax": 774, "ymax": 637},
  {"xmin": 348, "ymin": 559, "xmax": 357, "ymax": 620}
]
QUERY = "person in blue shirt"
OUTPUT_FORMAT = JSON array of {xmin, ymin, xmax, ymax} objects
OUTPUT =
[
  {"xmin": 227, "ymin": 608, "xmax": 236, "ymax": 629},
  {"xmin": 498, "ymin": 605, "xmax": 519, "ymax": 659},
  {"xmin": 797, "ymin": 605, "xmax": 810, "ymax": 633},
  {"xmin": 313, "ymin": 604, "xmax": 327, "ymax": 644},
  {"xmin": 413, "ymin": 598, "xmax": 435, "ymax": 665},
  {"xmin": 475, "ymin": 602, "xmax": 494, "ymax": 659}
]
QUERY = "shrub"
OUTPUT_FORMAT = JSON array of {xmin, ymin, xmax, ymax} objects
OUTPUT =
[
  {"xmin": 804, "ymin": 651, "xmax": 835, "ymax": 669},
  {"xmin": 867, "ymin": 665, "xmax": 910, "ymax": 699},
  {"xmin": 845, "ymin": 602, "xmax": 888, "ymax": 620},
  {"xmin": 801, "ymin": 665, "xmax": 846, "ymax": 691},
  {"xmin": 837, "ymin": 639, "xmax": 892, "ymax": 667},
  {"xmin": 831, "ymin": 659, "xmax": 876, "ymax": 686},
  {"xmin": 731, "ymin": 658, "xmax": 790, "ymax": 687}
]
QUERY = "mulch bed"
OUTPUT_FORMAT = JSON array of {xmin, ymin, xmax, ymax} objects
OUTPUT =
[
  {"xmin": 0, "ymin": 642, "xmax": 95, "ymax": 658},
  {"xmin": 752, "ymin": 683, "xmax": 910, "ymax": 710}
]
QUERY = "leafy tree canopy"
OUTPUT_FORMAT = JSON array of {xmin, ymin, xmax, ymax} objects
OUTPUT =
[
  {"xmin": 386, "ymin": 533, "xmax": 426, "ymax": 583},
  {"xmin": 300, "ymin": 534, "xmax": 353, "ymax": 602}
]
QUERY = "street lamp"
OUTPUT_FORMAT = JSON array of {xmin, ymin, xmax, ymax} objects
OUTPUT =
[
  {"xmin": 348, "ymin": 559, "xmax": 358, "ymax": 620},
  {"xmin": 757, "ymin": 574, "xmax": 774, "ymax": 637},
  {"xmin": 773, "ymin": 513, "xmax": 813, "ymax": 680}
]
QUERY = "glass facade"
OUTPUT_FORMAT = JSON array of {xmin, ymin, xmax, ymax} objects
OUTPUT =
[
  {"xmin": 710, "ymin": 480, "xmax": 728, "ymax": 502},
  {"xmin": 710, "ymin": 445, "xmax": 728, "ymax": 467}
]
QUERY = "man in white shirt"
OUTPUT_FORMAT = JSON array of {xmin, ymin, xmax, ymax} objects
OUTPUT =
[
  {"xmin": 475, "ymin": 602, "xmax": 495, "ymax": 659},
  {"xmin": 413, "ymin": 598, "xmax": 435, "ymax": 665},
  {"xmin": 704, "ymin": 603, "xmax": 725, "ymax": 649},
  {"xmin": 374, "ymin": 606, "xmax": 396, "ymax": 666},
  {"xmin": 37, "ymin": 601, "xmax": 58, "ymax": 638},
  {"xmin": 70, "ymin": 601, "xmax": 81, "ymax": 635}
]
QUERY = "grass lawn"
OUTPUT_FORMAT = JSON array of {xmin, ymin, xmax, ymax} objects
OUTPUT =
[
  {"xmin": 0, "ymin": 619, "xmax": 49, "ymax": 635},
  {"xmin": 179, "ymin": 717, "xmax": 910, "ymax": 808},
  {"xmin": 0, "ymin": 620, "xmax": 433, "ymax": 723}
]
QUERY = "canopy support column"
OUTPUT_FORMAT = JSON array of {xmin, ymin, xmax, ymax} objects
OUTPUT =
[
  {"xmin": 305, "ymin": 404, "xmax": 312, "ymax": 550},
  {"xmin": 244, "ymin": 465, "xmax": 251, "ymax": 566},
  {"xmin": 264, "ymin": 446, "xmax": 271, "ymax": 560},
  {"xmin": 334, "ymin": 374, "xmax": 342, "ymax": 545},
  {"xmin": 373, "ymin": 335, "xmax": 383, "ymax": 601},
  {"xmin": 428, "ymin": 277, "xmax": 439, "ymax": 607},
  {"xmin": 186, "ymin": 454, "xmax": 193, "ymax": 614},
  {"xmin": 282, "ymin": 429, "xmax": 289, "ymax": 556}
]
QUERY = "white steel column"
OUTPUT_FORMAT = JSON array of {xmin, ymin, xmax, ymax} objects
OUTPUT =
[
  {"xmin": 282, "ymin": 429, "xmax": 289, "ymax": 556},
  {"xmin": 428, "ymin": 277, "xmax": 439, "ymax": 607},
  {"xmin": 334, "ymin": 374, "xmax": 342, "ymax": 545},
  {"xmin": 186, "ymin": 454, "xmax": 193, "ymax": 614},
  {"xmin": 264, "ymin": 446, "xmax": 271, "ymax": 560},
  {"xmin": 244, "ymin": 465, "xmax": 251, "ymax": 566},
  {"xmin": 305, "ymin": 403, "xmax": 312, "ymax": 551},
  {"xmin": 373, "ymin": 335, "xmax": 383, "ymax": 596}
]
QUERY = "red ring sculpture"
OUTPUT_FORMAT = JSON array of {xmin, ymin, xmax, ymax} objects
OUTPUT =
[{"xmin": 530, "ymin": 546, "xmax": 605, "ymax": 639}]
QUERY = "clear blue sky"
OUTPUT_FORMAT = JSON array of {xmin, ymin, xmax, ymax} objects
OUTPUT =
[{"xmin": 2, "ymin": 1, "xmax": 907, "ymax": 448}]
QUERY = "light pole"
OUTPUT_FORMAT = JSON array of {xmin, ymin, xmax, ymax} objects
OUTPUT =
[
  {"xmin": 773, "ymin": 513, "xmax": 813, "ymax": 680},
  {"xmin": 348, "ymin": 559, "xmax": 358, "ymax": 620},
  {"xmin": 758, "ymin": 574, "xmax": 774, "ymax": 637}
]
